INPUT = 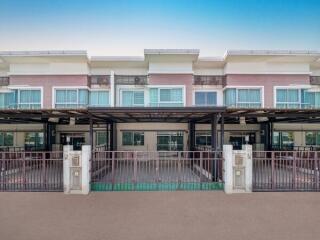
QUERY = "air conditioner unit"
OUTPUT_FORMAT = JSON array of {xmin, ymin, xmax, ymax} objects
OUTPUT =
[{"xmin": 134, "ymin": 76, "xmax": 145, "ymax": 85}]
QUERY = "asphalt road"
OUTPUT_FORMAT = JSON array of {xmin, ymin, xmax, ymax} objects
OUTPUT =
[{"xmin": 0, "ymin": 191, "xmax": 319, "ymax": 240}]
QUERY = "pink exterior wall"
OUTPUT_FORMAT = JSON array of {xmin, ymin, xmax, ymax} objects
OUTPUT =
[
  {"xmin": 226, "ymin": 74, "xmax": 310, "ymax": 107},
  {"xmin": 10, "ymin": 75, "xmax": 88, "ymax": 108},
  {"xmin": 149, "ymin": 74, "xmax": 193, "ymax": 106}
]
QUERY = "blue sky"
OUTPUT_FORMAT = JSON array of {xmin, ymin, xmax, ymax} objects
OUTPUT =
[{"xmin": 0, "ymin": 0, "xmax": 319, "ymax": 56}]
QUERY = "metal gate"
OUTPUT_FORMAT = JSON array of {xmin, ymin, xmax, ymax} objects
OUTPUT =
[
  {"xmin": 253, "ymin": 151, "xmax": 320, "ymax": 191},
  {"xmin": 91, "ymin": 151, "xmax": 224, "ymax": 191},
  {"xmin": 0, "ymin": 151, "xmax": 63, "ymax": 192}
]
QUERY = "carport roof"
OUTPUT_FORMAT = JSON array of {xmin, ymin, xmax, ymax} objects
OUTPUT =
[{"xmin": 0, "ymin": 107, "xmax": 319, "ymax": 124}]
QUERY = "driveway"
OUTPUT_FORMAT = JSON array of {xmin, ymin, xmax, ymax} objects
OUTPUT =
[{"xmin": 0, "ymin": 192, "xmax": 319, "ymax": 240}]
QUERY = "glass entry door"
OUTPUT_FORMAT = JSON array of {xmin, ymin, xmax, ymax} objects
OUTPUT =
[{"xmin": 60, "ymin": 133, "xmax": 85, "ymax": 150}]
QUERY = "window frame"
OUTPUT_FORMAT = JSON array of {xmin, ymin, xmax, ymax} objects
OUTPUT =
[
  {"xmin": 224, "ymin": 86, "xmax": 263, "ymax": 108},
  {"xmin": 274, "ymin": 86, "xmax": 313, "ymax": 109},
  {"xmin": 122, "ymin": 131, "xmax": 145, "ymax": 146},
  {"xmin": 0, "ymin": 132, "xmax": 14, "ymax": 147},
  {"xmin": 149, "ymin": 85, "xmax": 185, "ymax": 107},
  {"xmin": 8, "ymin": 87, "xmax": 43, "ymax": 109},
  {"xmin": 119, "ymin": 89, "xmax": 145, "ymax": 107},
  {"xmin": 53, "ymin": 87, "xmax": 89, "ymax": 108},
  {"xmin": 193, "ymin": 90, "xmax": 218, "ymax": 106},
  {"xmin": 89, "ymin": 89, "xmax": 110, "ymax": 107}
]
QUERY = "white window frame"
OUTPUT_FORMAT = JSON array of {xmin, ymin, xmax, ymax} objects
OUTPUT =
[
  {"xmin": 224, "ymin": 86, "xmax": 264, "ymax": 108},
  {"xmin": 8, "ymin": 86, "xmax": 43, "ymax": 109},
  {"xmin": 52, "ymin": 86, "xmax": 89, "ymax": 108},
  {"xmin": 148, "ymin": 85, "xmax": 186, "ymax": 107},
  {"xmin": 119, "ymin": 88, "xmax": 145, "ymax": 107},
  {"xmin": 89, "ymin": 89, "xmax": 110, "ymax": 107},
  {"xmin": 193, "ymin": 90, "xmax": 218, "ymax": 106},
  {"xmin": 273, "ymin": 86, "xmax": 311, "ymax": 108}
]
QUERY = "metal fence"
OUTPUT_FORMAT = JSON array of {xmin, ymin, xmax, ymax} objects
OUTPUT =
[
  {"xmin": 0, "ymin": 151, "xmax": 63, "ymax": 192},
  {"xmin": 253, "ymin": 151, "xmax": 320, "ymax": 191},
  {"xmin": 91, "ymin": 151, "xmax": 224, "ymax": 191}
]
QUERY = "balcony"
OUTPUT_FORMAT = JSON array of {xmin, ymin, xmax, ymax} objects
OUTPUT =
[
  {"xmin": 115, "ymin": 75, "xmax": 148, "ymax": 85},
  {"xmin": 193, "ymin": 75, "xmax": 226, "ymax": 86},
  {"xmin": 0, "ymin": 77, "xmax": 9, "ymax": 86},
  {"xmin": 89, "ymin": 75, "xmax": 110, "ymax": 86},
  {"xmin": 310, "ymin": 76, "xmax": 320, "ymax": 85}
]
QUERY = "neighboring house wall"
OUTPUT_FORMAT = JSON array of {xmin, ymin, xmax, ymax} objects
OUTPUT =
[
  {"xmin": 9, "ymin": 75, "xmax": 88, "ymax": 108},
  {"xmin": 149, "ymin": 74, "xmax": 193, "ymax": 106},
  {"xmin": 226, "ymin": 74, "xmax": 310, "ymax": 107}
]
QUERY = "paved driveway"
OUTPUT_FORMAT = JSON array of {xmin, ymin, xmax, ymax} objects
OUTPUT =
[{"xmin": 0, "ymin": 192, "xmax": 319, "ymax": 240}]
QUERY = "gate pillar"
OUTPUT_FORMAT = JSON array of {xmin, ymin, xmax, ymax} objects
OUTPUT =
[
  {"xmin": 63, "ymin": 145, "xmax": 91, "ymax": 195},
  {"xmin": 223, "ymin": 144, "xmax": 252, "ymax": 194}
]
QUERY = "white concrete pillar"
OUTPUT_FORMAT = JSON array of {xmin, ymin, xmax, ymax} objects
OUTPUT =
[
  {"xmin": 242, "ymin": 144, "xmax": 253, "ymax": 192},
  {"xmin": 63, "ymin": 145, "xmax": 73, "ymax": 193},
  {"xmin": 223, "ymin": 144, "xmax": 233, "ymax": 194},
  {"xmin": 81, "ymin": 145, "xmax": 91, "ymax": 195}
]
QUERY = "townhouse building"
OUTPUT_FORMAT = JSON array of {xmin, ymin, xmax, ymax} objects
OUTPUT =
[{"xmin": 0, "ymin": 49, "xmax": 319, "ymax": 153}]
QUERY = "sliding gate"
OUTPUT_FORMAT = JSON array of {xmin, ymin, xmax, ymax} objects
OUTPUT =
[
  {"xmin": 253, "ymin": 151, "xmax": 320, "ymax": 191},
  {"xmin": 91, "ymin": 151, "xmax": 223, "ymax": 191},
  {"xmin": 0, "ymin": 151, "xmax": 63, "ymax": 192}
]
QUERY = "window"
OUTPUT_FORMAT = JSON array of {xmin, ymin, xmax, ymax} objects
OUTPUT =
[
  {"xmin": 0, "ymin": 132, "xmax": 14, "ymax": 146},
  {"xmin": 150, "ymin": 88, "xmax": 183, "ymax": 107},
  {"xmin": 272, "ymin": 131, "xmax": 294, "ymax": 150},
  {"xmin": 275, "ymin": 88, "xmax": 320, "ymax": 109},
  {"xmin": 90, "ymin": 91, "xmax": 109, "ymax": 107},
  {"xmin": 121, "ymin": 90, "xmax": 144, "ymax": 107},
  {"xmin": 0, "ymin": 92, "xmax": 16, "ymax": 109},
  {"xmin": 195, "ymin": 132, "xmax": 211, "ymax": 146},
  {"xmin": 224, "ymin": 88, "xmax": 261, "ymax": 108},
  {"xmin": 18, "ymin": 89, "xmax": 41, "ymax": 109},
  {"xmin": 25, "ymin": 132, "xmax": 44, "ymax": 151},
  {"xmin": 55, "ymin": 89, "xmax": 88, "ymax": 108},
  {"xmin": 195, "ymin": 92, "xmax": 217, "ymax": 106},
  {"xmin": 157, "ymin": 132, "xmax": 184, "ymax": 151},
  {"xmin": 122, "ymin": 131, "xmax": 144, "ymax": 146},
  {"xmin": 305, "ymin": 131, "xmax": 320, "ymax": 146},
  {"xmin": 96, "ymin": 131, "xmax": 108, "ymax": 146}
]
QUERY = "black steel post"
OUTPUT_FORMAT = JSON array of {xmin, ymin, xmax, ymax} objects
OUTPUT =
[
  {"xmin": 211, "ymin": 114, "xmax": 218, "ymax": 150},
  {"xmin": 220, "ymin": 115, "xmax": 224, "ymax": 151},
  {"xmin": 188, "ymin": 121, "xmax": 195, "ymax": 151}
]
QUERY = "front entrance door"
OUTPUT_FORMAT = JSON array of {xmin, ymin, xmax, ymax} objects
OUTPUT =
[{"xmin": 60, "ymin": 133, "xmax": 85, "ymax": 150}]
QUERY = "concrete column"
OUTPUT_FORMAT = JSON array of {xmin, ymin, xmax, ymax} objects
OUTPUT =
[
  {"xmin": 81, "ymin": 145, "xmax": 91, "ymax": 195},
  {"xmin": 223, "ymin": 144, "xmax": 233, "ymax": 194},
  {"xmin": 63, "ymin": 145, "xmax": 91, "ymax": 195},
  {"xmin": 63, "ymin": 145, "xmax": 73, "ymax": 193},
  {"xmin": 242, "ymin": 144, "xmax": 253, "ymax": 192}
]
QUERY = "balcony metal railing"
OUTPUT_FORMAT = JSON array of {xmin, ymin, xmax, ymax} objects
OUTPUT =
[
  {"xmin": 193, "ymin": 75, "xmax": 226, "ymax": 86},
  {"xmin": 115, "ymin": 75, "xmax": 148, "ymax": 85},
  {"xmin": 88, "ymin": 75, "xmax": 110, "ymax": 86},
  {"xmin": 310, "ymin": 76, "xmax": 320, "ymax": 85},
  {"xmin": 0, "ymin": 77, "xmax": 9, "ymax": 86}
]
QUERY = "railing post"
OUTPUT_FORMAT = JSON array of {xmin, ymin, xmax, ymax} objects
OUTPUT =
[
  {"xmin": 42, "ymin": 152, "xmax": 47, "ymax": 190},
  {"xmin": 292, "ymin": 151, "xmax": 297, "ymax": 190},
  {"xmin": 133, "ymin": 151, "xmax": 138, "ymax": 190},
  {"xmin": 315, "ymin": 152, "xmax": 319, "ymax": 191},
  {"xmin": 271, "ymin": 151, "xmax": 275, "ymax": 190},
  {"xmin": 200, "ymin": 151, "xmax": 203, "ymax": 190},
  {"xmin": 23, "ymin": 152, "xmax": 26, "ymax": 191},
  {"xmin": 156, "ymin": 153, "xmax": 160, "ymax": 184},
  {"xmin": 178, "ymin": 152, "xmax": 182, "ymax": 189},
  {"xmin": 111, "ymin": 151, "xmax": 115, "ymax": 191}
]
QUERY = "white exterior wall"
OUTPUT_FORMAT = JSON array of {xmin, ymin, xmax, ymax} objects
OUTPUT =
[
  {"xmin": 9, "ymin": 63, "xmax": 89, "ymax": 75},
  {"xmin": 149, "ymin": 62, "xmax": 193, "ymax": 74},
  {"xmin": 224, "ymin": 62, "xmax": 310, "ymax": 74}
]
